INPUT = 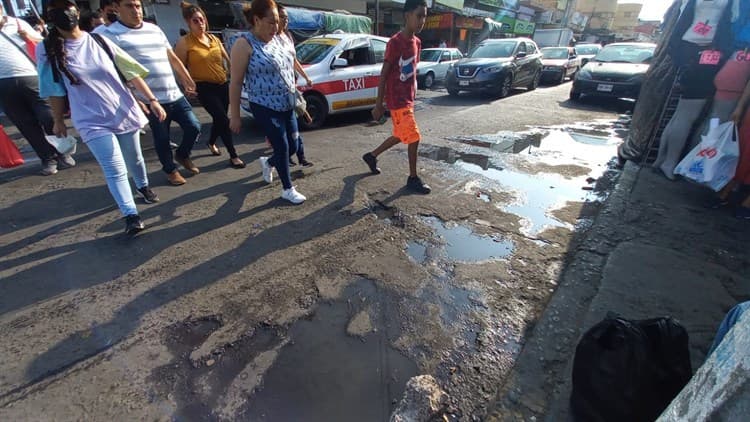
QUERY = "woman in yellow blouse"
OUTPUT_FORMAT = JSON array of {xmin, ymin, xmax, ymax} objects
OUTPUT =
[{"xmin": 175, "ymin": 2, "xmax": 244, "ymax": 168}]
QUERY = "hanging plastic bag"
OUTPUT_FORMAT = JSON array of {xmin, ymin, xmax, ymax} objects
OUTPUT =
[
  {"xmin": 45, "ymin": 134, "xmax": 77, "ymax": 155},
  {"xmin": 674, "ymin": 120, "xmax": 739, "ymax": 191},
  {"xmin": 0, "ymin": 125, "xmax": 25, "ymax": 169}
]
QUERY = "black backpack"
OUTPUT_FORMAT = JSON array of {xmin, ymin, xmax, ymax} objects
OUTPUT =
[{"xmin": 570, "ymin": 315, "xmax": 692, "ymax": 422}]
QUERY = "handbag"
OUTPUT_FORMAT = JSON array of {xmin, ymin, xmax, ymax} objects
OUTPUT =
[
  {"xmin": 45, "ymin": 135, "xmax": 77, "ymax": 155},
  {"xmin": 0, "ymin": 125, "xmax": 25, "ymax": 169}
]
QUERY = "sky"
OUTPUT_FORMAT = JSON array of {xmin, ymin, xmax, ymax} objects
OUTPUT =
[{"xmin": 619, "ymin": 0, "xmax": 674, "ymax": 21}]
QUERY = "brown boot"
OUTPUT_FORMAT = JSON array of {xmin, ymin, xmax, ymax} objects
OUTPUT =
[
  {"xmin": 176, "ymin": 156, "xmax": 200, "ymax": 174},
  {"xmin": 167, "ymin": 170, "xmax": 186, "ymax": 186}
]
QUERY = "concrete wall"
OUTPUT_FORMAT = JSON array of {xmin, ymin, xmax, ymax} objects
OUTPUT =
[
  {"xmin": 612, "ymin": 2, "xmax": 642, "ymax": 35},
  {"xmin": 658, "ymin": 309, "xmax": 750, "ymax": 420}
]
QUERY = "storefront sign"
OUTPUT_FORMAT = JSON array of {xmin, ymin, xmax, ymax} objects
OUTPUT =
[
  {"xmin": 461, "ymin": 7, "xmax": 495, "ymax": 18},
  {"xmin": 425, "ymin": 13, "xmax": 454, "ymax": 30},
  {"xmin": 456, "ymin": 16, "xmax": 484, "ymax": 29},
  {"xmin": 435, "ymin": 0, "xmax": 464, "ymax": 10},
  {"xmin": 514, "ymin": 20, "xmax": 535, "ymax": 35}
]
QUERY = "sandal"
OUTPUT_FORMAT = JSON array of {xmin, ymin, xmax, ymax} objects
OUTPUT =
[
  {"xmin": 230, "ymin": 158, "xmax": 246, "ymax": 169},
  {"xmin": 208, "ymin": 144, "xmax": 221, "ymax": 156}
]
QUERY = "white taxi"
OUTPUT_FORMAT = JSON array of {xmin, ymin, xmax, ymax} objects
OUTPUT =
[{"xmin": 239, "ymin": 33, "xmax": 390, "ymax": 130}]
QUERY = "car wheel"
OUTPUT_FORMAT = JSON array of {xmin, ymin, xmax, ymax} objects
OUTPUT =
[
  {"xmin": 424, "ymin": 72, "xmax": 435, "ymax": 89},
  {"xmin": 498, "ymin": 74, "xmax": 512, "ymax": 98},
  {"xmin": 447, "ymin": 87, "xmax": 460, "ymax": 96},
  {"xmin": 300, "ymin": 93, "xmax": 327, "ymax": 130},
  {"xmin": 569, "ymin": 91, "xmax": 581, "ymax": 101},
  {"xmin": 528, "ymin": 71, "xmax": 541, "ymax": 90}
]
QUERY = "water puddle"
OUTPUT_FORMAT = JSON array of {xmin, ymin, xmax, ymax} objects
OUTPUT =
[
  {"xmin": 422, "ymin": 121, "xmax": 622, "ymax": 235},
  {"xmin": 151, "ymin": 280, "xmax": 418, "ymax": 421},
  {"xmin": 242, "ymin": 279, "xmax": 416, "ymax": 422},
  {"xmin": 408, "ymin": 217, "xmax": 513, "ymax": 263}
]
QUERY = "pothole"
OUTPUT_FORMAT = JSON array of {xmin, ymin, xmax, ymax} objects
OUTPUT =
[
  {"xmin": 420, "ymin": 122, "xmax": 623, "ymax": 235},
  {"xmin": 409, "ymin": 217, "xmax": 513, "ymax": 263},
  {"xmin": 241, "ymin": 278, "xmax": 417, "ymax": 421}
]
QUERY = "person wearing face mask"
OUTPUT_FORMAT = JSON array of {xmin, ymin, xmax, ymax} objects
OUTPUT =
[
  {"xmin": 0, "ymin": 2, "xmax": 75, "ymax": 175},
  {"xmin": 229, "ymin": 0, "xmax": 306, "ymax": 204},
  {"xmin": 99, "ymin": 0, "xmax": 201, "ymax": 187},
  {"xmin": 93, "ymin": 0, "xmax": 120, "ymax": 32},
  {"xmin": 37, "ymin": 0, "xmax": 167, "ymax": 234},
  {"xmin": 174, "ymin": 2, "xmax": 244, "ymax": 169}
]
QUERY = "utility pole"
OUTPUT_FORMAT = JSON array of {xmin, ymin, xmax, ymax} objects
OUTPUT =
[{"xmin": 375, "ymin": 0, "xmax": 380, "ymax": 35}]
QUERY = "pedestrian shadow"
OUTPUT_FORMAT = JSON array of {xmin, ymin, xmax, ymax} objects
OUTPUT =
[
  {"xmin": 0, "ymin": 176, "xmax": 264, "ymax": 315},
  {"xmin": 9, "ymin": 173, "xmax": 370, "ymax": 396}
]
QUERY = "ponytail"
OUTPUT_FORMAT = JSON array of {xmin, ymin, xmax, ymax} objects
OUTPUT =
[{"xmin": 44, "ymin": 26, "xmax": 80, "ymax": 85}]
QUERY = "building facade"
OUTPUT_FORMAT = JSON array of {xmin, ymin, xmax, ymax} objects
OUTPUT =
[{"xmin": 612, "ymin": 2, "xmax": 643, "ymax": 40}]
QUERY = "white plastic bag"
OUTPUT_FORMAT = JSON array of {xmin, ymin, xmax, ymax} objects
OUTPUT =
[
  {"xmin": 45, "ymin": 135, "xmax": 77, "ymax": 155},
  {"xmin": 674, "ymin": 121, "xmax": 739, "ymax": 191}
]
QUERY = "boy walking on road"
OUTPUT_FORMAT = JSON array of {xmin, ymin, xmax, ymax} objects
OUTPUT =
[{"xmin": 362, "ymin": 0, "xmax": 431, "ymax": 194}]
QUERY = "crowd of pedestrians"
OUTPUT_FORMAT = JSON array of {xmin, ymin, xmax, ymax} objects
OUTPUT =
[{"xmin": 2, "ymin": 0, "xmax": 432, "ymax": 234}]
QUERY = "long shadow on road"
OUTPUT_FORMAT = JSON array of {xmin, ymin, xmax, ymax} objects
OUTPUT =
[{"xmin": 1, "ymin": 172, "xmax": 370, "ymax": 399}]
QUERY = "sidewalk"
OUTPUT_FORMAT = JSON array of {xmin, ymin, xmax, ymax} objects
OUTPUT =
[{"xmin": 487, "ymin": 161, "xmax": 750, "ymax": 420}]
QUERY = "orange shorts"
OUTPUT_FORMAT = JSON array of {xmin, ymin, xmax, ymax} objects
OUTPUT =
[{"xmin": 391, "ymin": 107, "xmax": 420, "ymax": 144}]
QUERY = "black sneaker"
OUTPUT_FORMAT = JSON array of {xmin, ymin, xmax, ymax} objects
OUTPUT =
[
  {"xmin": 407, "ymin": 176, "xmax": 431, "ymax": 194},
  {"xmin": 300, "ymin": 158, "xmax": 314, "ymax": 167},
  {"xmin": 124, "ymin": 214, "xmax": 145, "ymax": 235},
  {"xmin": 289, "ymin": 158, "xmax": 298, "ymax": 167},
  {"xmin": 137, "ymin": 186, "xmax": 160, "ymax": 204},
  {"xmin": 362, "ymin": 152, "xmax": 381, "ymax": 174}
]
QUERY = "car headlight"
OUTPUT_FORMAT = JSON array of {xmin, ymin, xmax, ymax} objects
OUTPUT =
[
  {"xmin": 483, "ymin": 66, "xmax": 504, "ymax": 74},
  {"xmin": 576, "ymin": 68, "xmax": 593, "ymax": 80}
]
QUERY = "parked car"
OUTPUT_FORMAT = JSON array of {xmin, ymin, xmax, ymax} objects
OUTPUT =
[
  {"xmin": 417, "ymin": 48, "xmax": 463, "ymax": 89},
  {"xmin": 570, "ymin": 43, "xmax": 656, "ymax": 101},
  {"xmin": 540, "ymin": 47, "xmax": 581, "ymax": 84},
  {"xmin": 239, "ymin": 33, "xmax": 389, "ymax": 130},
  {"xmin": 445, "ymin": 38, "xmax": 543, "ymax": 98},
  {"xmin": 574, "ymin": 43, "xmax": 603, "ymax": 66}
]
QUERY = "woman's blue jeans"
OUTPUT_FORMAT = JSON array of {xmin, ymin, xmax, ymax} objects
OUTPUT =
[
  {"xmin": 249, "ymin": 103, "xmax": 299, "ymax": 190},
  {"xmin": 86, "ymin": 130, "xmax": 148, "ymax": 217}
]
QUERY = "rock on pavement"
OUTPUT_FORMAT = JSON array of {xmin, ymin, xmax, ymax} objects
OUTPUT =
[{"xmin": 390, "ymin": 375, "xmax": 450, "ymax": 422}]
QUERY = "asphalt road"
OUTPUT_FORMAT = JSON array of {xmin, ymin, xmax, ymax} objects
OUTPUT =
[{"xmin": 0, "ymin": 81, "xmax": 633, "ymax": 420}]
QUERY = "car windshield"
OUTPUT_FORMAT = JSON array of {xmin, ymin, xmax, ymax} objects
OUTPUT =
[
  {"xmin": 469, "ymin": 41, "xmax": 516, "ymax": 58},
  {"xmin": 575, "ymin": 45, "xmax": 601, "ymax": 55},
  {"xmin": 542, "ymin": 48, "xmax": 569, "ymax": 59},
  {"xmin": 594, "ymin": 45, "xmax": 655, "ymax": 64},
  {"xmin": 420, "ymin": 50, "xmax": 442, "ymax": 62},
  {"xmin": 296, "ymin": 38, "xmax": 341, "ymax": 65}
]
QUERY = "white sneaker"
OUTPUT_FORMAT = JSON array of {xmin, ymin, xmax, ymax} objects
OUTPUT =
[
  {"xmin": 281, "ymin": 187, "xmax": 306, "ymax": 204},
  {"xmin": 259, "ymin": 156, "xmax": 273, "ymax": 184}
]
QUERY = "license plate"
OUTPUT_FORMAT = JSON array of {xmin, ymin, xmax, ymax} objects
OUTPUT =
[
  {"xmin": 597, "ymin": 84, "xmax": 614, "ymax": 92},
  {"xmin": 459, "ymin": 80, "xmax": 470, "ymax": 86}
]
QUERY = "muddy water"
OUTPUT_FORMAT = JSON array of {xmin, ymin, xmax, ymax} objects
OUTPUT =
[
  {"xmin": 408, "ymin": 217, "xmax": 513, "ymax": 263},
  {"xmin": 243, "ymin": 279, "xmax": 417, "ymax": 422},
  {"xmin": 422, "ymin": 121, "xmax": 623, "ymax": 235}
]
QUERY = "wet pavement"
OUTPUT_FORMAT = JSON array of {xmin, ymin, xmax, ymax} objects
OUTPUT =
[
  {"xmin": 0, "ymin": 82, "xmax": 631, "ymax": 420},
  {"xmin": 420, "ymin": 120, "xmax": 625, "ymax": 235}
]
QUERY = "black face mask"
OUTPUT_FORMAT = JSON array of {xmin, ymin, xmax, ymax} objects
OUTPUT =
[
  {"xmin": 49, "ymin": 8, "xmax": 79, "ymax": 31},
  {"xmin": 106, "ymin": 12, "xmax": 118, "ymax": 24}
]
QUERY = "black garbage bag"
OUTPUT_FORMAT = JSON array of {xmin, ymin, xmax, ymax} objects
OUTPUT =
[{"xmin": 570, "ymin": 315, "xmax": 692, "ymax": 422}]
